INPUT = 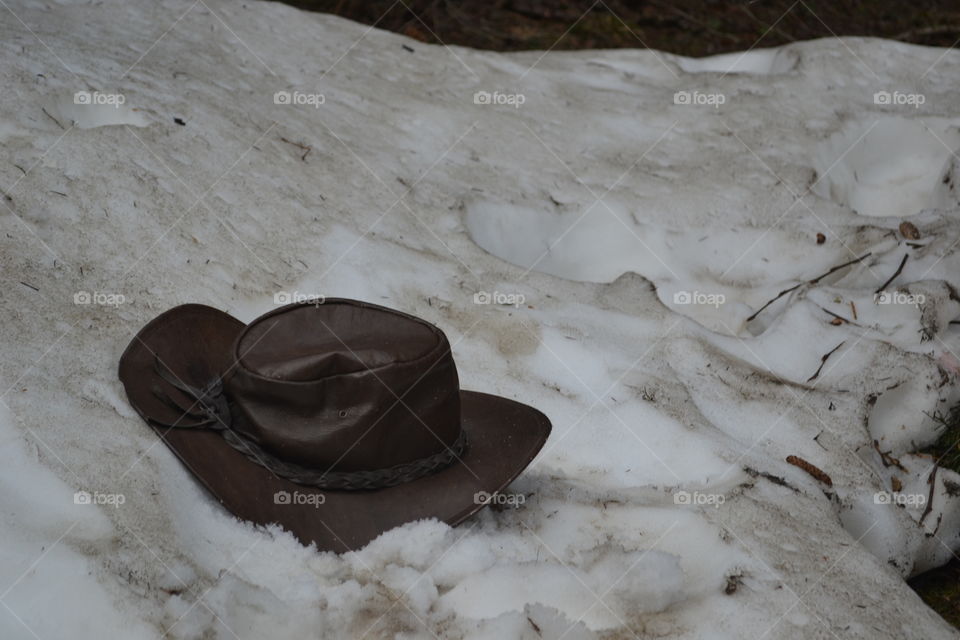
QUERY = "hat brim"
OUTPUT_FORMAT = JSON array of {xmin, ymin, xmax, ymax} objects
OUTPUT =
[{"xmin": 119, "ymin": 304, "xmax": 551, "ymax": 552}]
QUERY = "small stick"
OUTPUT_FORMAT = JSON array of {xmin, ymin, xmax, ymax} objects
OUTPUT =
[
  {"xmin": 820, "ymin": 307, "xmax": 855, "ymax": 325},
  {"xmin": 875, "ymin": 254, "xmax": 909, "ymax": 294},
  {"xmin": 745, "ymin": 283, "xmax": 802, "ymax": 323},
  {"xmin": 19, "ymin": 281, "xmax": 39, "ymax": 292},
  {"xmin": 873, "ymin": 440, "xmax": 908, "ymax": 472},
  {"xmin": 280, "ymin": 137, "xmax": 311, "ymax": 161},
  {"xmin": 809, "ymin": 252, "xmax": 873, "ymax": 284},
  {"xmin": 919, "ymin": 463, "xmax": 938, "ymax": 525},
  {"xmin": 744, "ymin": 466, "xmax": 800, "ymax": 493},
  {"xmin": 41, "ymin": 107, "xmax": 65, "ymax": 130},
  {"xmin": 527, "ymin": 616, "xmax": 541, "ymax": 634},
  {"xmin": 849, "ymin": 301, "xmax": 857, "ymax": 320},
  {"xmin": 807, "ymin": 341, "xmax": 845, "ymax": 382},
  {"xmin": 747, "ymin": 252, "xmax": 872, "ymax": 323}
]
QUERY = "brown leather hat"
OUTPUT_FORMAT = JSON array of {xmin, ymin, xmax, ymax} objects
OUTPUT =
[{"xmin": 118, "ymin": 299, "xmax": 550, "ymax": 552}]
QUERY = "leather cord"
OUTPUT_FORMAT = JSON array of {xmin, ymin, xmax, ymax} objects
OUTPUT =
[{"xmin": 149, "ymin": 357, "xmax": 468, "ymax": 490}]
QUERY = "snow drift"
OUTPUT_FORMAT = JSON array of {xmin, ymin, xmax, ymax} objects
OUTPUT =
[{"xmin": 2, "ymin": 0, "xmax": 960, "ymax": 638}]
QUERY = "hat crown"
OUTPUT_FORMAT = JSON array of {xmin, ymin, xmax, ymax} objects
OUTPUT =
[{"xmin": 227, "ymin": 300, "xmax": 462, "ymax": 473}]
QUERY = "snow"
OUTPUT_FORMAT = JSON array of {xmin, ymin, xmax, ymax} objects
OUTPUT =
[
  {"xmin": 0, "ymin": 404, "xmax": 156, "ymax": 639},
  {"xmin": 2, "ymin": 0, "xmax": 960, "ymax": 638},
  {"xmin": 811, "ymin": 118, "xmax": 960, "ymax": 218},
  {"xmin": 48, "ymin": 92, "xmax": 151, "ymax": 130}
]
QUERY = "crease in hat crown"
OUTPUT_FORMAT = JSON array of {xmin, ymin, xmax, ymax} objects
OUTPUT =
[{"xmin": 207, "ymin": 299, "xmax": 466, "ymax": 476}]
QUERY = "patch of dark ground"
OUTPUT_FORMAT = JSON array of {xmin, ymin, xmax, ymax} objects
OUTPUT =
[
  {"xmin": 912, "ymin": 404, "xmax": 960, "ymax": 629},
  {"xmin": 274, "ymin": 1, "xmax": 959, "ymax": 54},
  {"xmin": 273, "ymin": 0, "xmax": 960, "ymax": 627}
]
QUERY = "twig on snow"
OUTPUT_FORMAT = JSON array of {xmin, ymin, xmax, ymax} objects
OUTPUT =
[
  {"xmin": 806, "ymin": 341, "xmax": 845, "ymax": 382},
  {"xmin": 747, "ymin": 252, "xmax": 872, "ymax": 323},
  {"xmin": 919, "ymin": 463, "xmax": 938, "ymax": 525},
  {"xmin": 875, "ymin": 254, "xmax": 909, "ymax": 294},
  {"xmin": 745, "ymin": 282, "xmax": 803, "ymax": 323},
  {"xmin": 809, "ymin": 253, "xmax": 874, "ymax": 284},
  {"xmin": 820, "ymin": 307, "xmax": 859, "ymax": 327},
  {"xmin": 873, "ymin": 440, "xmax": 908, "ymax": 472},
  {"xmin": 42, "ymin": 107, "xmax": 65, "ymax": 130},
  {"xmin": 280, "ymin": 137, "xmax": 312, "ymax": 162}
]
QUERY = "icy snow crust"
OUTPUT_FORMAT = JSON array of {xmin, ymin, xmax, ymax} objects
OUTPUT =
[{"xmin": 2, "ymin": 1, "xmax": 960, "ymax": 638}]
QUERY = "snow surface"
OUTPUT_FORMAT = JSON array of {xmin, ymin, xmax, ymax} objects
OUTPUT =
[{"xmin": 2, "ymin": 0, "xmax": 960, "ymax": 638}]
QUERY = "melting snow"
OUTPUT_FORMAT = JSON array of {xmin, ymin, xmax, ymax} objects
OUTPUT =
[{"xmin": 1, "ymin": 0, "xmax": 960, "ymax": 638}]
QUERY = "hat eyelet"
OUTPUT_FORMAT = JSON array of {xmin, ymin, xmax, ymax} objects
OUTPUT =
[{"xmin": 338, "ymin": 409, "xmax": 348, "ymax": 418}]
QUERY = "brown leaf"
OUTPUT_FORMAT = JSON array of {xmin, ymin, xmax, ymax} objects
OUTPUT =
[
  {"xmin": 786, "ymin": 455, "xmax": 833, "ymax": 486},
  {"xmin": 899, "ymin": 221, "xmax": 920, "ymax": 240}
]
